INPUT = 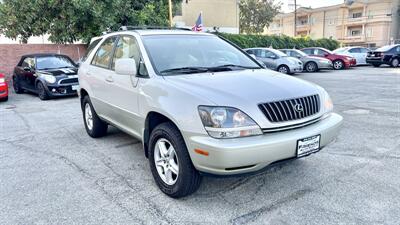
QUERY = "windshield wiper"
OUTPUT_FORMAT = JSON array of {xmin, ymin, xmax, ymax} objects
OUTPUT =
[
  {"xmin": 160, "ymin": 67, "xmax": 209, "ymax": 75},
  {"xmin": 209, "ymin": 64, "xmax": 260, "ymax": 70}
]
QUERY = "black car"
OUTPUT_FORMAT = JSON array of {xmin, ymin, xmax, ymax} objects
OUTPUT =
[
  {"xmin": 12, "ymin": 54, "xmax": 79, "ymax": 100},
  {"xmin": 366, "ymin": 44, "xmax": 400, "ymax": 68}
]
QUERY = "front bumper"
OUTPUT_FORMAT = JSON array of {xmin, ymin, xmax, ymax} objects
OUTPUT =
[
  {"xmin": 46, "ymin": 83, "xmax": 79, "ymax": 97},
  {"xmin": 187, "ymin": 113, "xmax": 343, "ymax": 175},
  {"xmin": 289, "ymin": 65, "xmax": 303, "ymax": 73},
  {"xmin": 366, "ymin": 58, "xmax": 385, "ymax": 64}
]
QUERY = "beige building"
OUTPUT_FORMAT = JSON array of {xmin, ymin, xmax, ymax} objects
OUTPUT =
[
  {"xmin": 265, "ymin": 0, "xmax": 400, "ymax": 47},
  {"xmin": 173, "ymin": 0, "xmax": 239, "ymax": 34}
]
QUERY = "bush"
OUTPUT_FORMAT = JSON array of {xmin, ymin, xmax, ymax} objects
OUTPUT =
[{"xmin": 217, "ymin": 33, "xmax": 340, "ymax": 50}]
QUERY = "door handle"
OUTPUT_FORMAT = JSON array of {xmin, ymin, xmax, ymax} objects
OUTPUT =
[{"xmin": 105, "ymin": 76, "xmax": 114, "ymax": 83}]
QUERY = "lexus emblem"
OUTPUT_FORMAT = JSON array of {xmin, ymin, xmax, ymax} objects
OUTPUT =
[{"xmin": 293, "ymin": 103, "xmax": 304, "ymax": 112}]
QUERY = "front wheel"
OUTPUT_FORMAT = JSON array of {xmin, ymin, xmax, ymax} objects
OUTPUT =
[
  {"xmin": 149, "ymin": 122, "xmax": 202, "ymax": 198},
  {"xmin": 277, "ymin": 65, "xmax": 290, "ymax": 74},
  {"xmin": 305, "ymin": 62, "xmax": 318, "ymax": 72},
  {"xmin": 37, "ymin": 82, "xmax": 50, "ymax": 100},
  {"xmin": 391, "ymin": 58, "xmax": 399, "ymax": 67},
  {"xmin": 333, "ymin": 60, "xmax": 344, "ymax": 70}
]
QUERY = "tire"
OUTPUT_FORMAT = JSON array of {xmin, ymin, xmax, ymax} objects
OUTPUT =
[
  {"xmin": 37, "ymin": 82, "xmax": 50, "ymax": 100},
  {"xmin": 149, "ymin": 122, "xmax": 202, "ymax": 198},
  {"xmin": 391, "ymin": 58, "xmax": 399, "ymax": 67},
  {"xmin": 277, "ymin": 65, "xmax": 290, "ymax": 74},
  {"xmin": 372, "ymin": 63, "xmax": 380, "ymax": 67},
  {"xmin": 12, "ymin": 76, "xmax": 24, "ymax": 94},
  {"xmin": 0, "ymin": 96, "xmax": 8, "ymax": 102},
  {"xmin": 305, "ymin": 61, "xmax": 318, "ymax": 72},
  {"xmin": 333, "ymin": 60, "xmax": 344, "ymax": 70},
  {"xmin": 82, "ymin": 95, "xmax": 108, "ymax": 138}
]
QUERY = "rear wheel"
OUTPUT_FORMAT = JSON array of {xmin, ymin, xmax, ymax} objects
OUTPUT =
[
  {"xmin": 37, "ymin": 82, "xmax": 50, "ymax": 100},
  {"xmin": 82, "ymin": 95, "xmax": 108, "ymax": 138},
  {"xmin": 372, "ymin": 63, "xmax": 380, "ymax": 67},
  {"xmin": 277, "ymin": 65, "xmax": 290, "ymax": 74},
  {"xmin": 12, "ymin": 76, "xmax": 23, "ymax": 94},
  {"xmin": 149, "ymin": 122, "xmax": 202, "ymax": 198},
  {"xmin": 333, "ymin": 60, "xmax": 344, "ymax": 70},
  {"xmin": 305, "ymin": 62, "xmax": 318, "ymax": 72},
  {"xmin": 391, "ymin": 58, "xmax": 399, "ymax": 67}
]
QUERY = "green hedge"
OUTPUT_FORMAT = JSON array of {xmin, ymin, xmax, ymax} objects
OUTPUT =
[{"xmin": 217, "ymin": 33, "xmax": 340, "ymax": 51}]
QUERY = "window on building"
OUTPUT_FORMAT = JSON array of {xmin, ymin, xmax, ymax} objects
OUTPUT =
[
  {"xmin": 352, "ymin": 12, "xmax": 362, "ymax": 18},
  {"xmin": 328, "ymin": 19, "xmax": 335, "ymax": 25},
  {"xmin": 350, "ymin": 30, "xmax": 362, "ymax": 36},
  {"xmin": 366, "ymin": 28, "xmax": 373, "ymax": 37}
]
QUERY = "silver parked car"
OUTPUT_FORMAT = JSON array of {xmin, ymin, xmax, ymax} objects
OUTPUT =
[
  {"xmin": 333, "ymin": 46, "xmax": 370, "ymax": 65},
  {"xmin": 244, "ymin": 48, "xmax": 303, "ymax": 74},
  {"xmin": 78, "ymin": 28, "xmax": 343, "ymax": 198},
  {"xmin": 280, "ymin": 49, "xmax": 333, "ymax": 72}
]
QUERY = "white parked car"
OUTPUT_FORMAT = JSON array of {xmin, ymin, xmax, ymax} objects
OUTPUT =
[
  {"xmin": 78, "ymin": 27, "xmax": 343, "ymax": 198},
  {"xmin": 333, "ymin": 46, "xmax": 370, "ymax": 65}
]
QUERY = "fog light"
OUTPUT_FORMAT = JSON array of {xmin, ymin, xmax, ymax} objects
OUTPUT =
[{"xmin": 52, "ymin": 88, "xmax": 56, "ymax": 93}]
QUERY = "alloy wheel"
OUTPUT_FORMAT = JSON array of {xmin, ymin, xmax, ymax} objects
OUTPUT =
[
  {"xmin": 278, "ymin": 66, "xmax": 288, "ymax": 74},
  {"xmin": 154, "ymin": 138, "xmax": 179, "ymax": 185},
  {"xmin": 333, "ymin": 61, "xmax": 343, "ymax": 70},
  {"xmin": 85, "ymin": 103, "xmax": 93, "ymax": 130},
  {"xmin": 306, "ymin": 62, "xmax": 317, "ymax": 72},
  {"xmin": 392, "ymin": 59, "xmax": 399, "ymax": 67}
]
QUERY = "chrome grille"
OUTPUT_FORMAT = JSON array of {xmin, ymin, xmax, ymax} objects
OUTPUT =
[
  {"xmin": 59, "ymin": 78, "xmax": 78, "ymax": 84},
  {"xmin": 258, "ymin": 94, "xmax": 320, "ymax": 122}
]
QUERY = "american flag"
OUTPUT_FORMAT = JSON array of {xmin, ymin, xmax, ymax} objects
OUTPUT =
[{"xmin": 192, "ymin": 12, "xmax": 203, "ymax": 32}]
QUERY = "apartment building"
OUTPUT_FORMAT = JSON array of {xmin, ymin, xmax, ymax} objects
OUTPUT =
[
  {"xmin": 173, "ymin": 0, "xmax": 239, "ymax": 34},
  {"xmin": 265, "ymin": 0, "xmax": 400, "ymax": 47}
]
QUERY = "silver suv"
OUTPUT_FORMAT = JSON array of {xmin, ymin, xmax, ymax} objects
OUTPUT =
[{"xmin": 78, "ymin": 28, "xmax": 343, "ymax": 198}]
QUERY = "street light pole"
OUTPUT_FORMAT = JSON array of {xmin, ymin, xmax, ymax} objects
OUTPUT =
[
  {"xmin": 294, "ymin": 0, "xmax": 297, "ymax": 36},
  {"xmin": 169, "ymin": 0, "xmax": 173, "ymax": 27}
]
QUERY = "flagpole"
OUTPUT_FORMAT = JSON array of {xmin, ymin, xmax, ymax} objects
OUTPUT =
[{"xmin": 168, "ymin": 0, "xmax": 173, "ymax": 27}]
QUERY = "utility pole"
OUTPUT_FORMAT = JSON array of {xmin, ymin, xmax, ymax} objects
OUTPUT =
[
  {"xmin": 294, "ymin": 0, "xmax": 297, "ymax": 36},
  {"xmin": 168, "ymin": 0, "xmax": 173, "ymax": 27}
]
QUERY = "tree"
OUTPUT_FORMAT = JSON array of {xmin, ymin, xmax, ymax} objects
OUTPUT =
[
  {"xmin": 0, "ymin": 0, "xmax": 181, "ymax": 44},
  {"xmin": 239, "ymin": 0, "xmax": 281, "ymax": 34}
]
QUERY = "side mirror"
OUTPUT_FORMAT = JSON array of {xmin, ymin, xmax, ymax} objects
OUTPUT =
[
  {"xmin": 249, "ymin": 54, "xmax": 257, "ymax": 59},
  {"xmin": 115, "ymin": 58, "xmax": 137, "ymax": 76}
]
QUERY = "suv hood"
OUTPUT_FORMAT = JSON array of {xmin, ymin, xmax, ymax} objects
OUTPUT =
[{"xmin": 164, "ymin": 69, "xmax": 320, "ymax": 106}]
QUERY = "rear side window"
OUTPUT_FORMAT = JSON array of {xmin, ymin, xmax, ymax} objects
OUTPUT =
[
  {"xmin": 82, "ymin": 38, "xmax": 102, "ymax": 62},
  {"xmin": 315, "ymin": 49, "xmax": 326, "ymax": 56},
  {"xmin": 302, "ymin": 49, "xmax": 312, "ymax": 55},
  {"xmin": 91, "ymin": 37, "xmax": 117, "ymax": 69},
  {"xmin": 111, "ymin": 36, "xmax": 140, "ymax": 70},
  {"xmin": 349, "ymin": 48, "xmax": 361, "ymax": 53}
]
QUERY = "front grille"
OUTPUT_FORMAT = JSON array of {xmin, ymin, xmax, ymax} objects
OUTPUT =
[
  {"xmin": 59, "ymin": 78, "xmax": 78, "ymax": 84},
  {"xmin": 258, "ymin": 94, "xmax": 320, "ymax": 123}
]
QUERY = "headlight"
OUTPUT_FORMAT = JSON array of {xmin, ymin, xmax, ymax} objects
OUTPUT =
[
  {"xmin": 345, "ymin": 56, "xmax": 353, "ymax": 61},
  {"xmin": 198, "ymin": 106, "xmax": 262, "ymax": 138},
  {"xmin": 39, "ymin": 73, "xmax": 56, "ymax": 84},
  {"xmin": 321, "ymin": 90, "xmax": 333, "ymax": 116}
]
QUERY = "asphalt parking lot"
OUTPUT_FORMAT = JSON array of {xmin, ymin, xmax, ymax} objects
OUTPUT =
[{"xmin": 1, "ymin": 66, "xmax": 399, "ymax": 225}]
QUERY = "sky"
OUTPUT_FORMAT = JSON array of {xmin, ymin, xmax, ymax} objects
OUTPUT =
[{"xmin": 279, "ymin": 0, "xmax": 345, "ymax": 13}]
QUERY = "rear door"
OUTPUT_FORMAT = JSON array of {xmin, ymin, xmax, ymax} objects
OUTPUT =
[{"xmin": 87, "ymin": 36, "xmax": 118, "ymax": 119}]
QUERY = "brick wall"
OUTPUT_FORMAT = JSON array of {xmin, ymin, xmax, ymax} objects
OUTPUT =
[{"xmin": 0, "ymin": 44, "xmax": 87, "ymax": 78}]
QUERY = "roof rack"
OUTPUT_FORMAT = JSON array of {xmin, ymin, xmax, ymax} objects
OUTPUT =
[{"xmin": 119, "ymin": 26, "xmax": 191, "ymax": 31}]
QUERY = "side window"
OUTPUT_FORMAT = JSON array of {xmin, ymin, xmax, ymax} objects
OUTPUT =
[
  {"xmin": 111, "ymin": 36, "xmax": 141, "ymax": 70},
  {"xmin": 264, "ymin": 50, "xmax": 276, "ymax": 59},
  {"xmin": 253, "ymin": 49, "xmax": 262, "ymax": 57},
  {"xmin": 396, "ymin": 46, "xmax": 400, "ymax": 53},
  {"xmin": 82, "ymin": 38, "xmax": 102, "ymax": 62},
  {"xmin": 316, "ymin": 49, "xmax": 327, "ymax": 56},
  {"xmin": 349, "ymin": 48, "xmax": 361, "ymax": 53},
  {"xmin": 22, "ymin": 57, "xmax": 35, "ymax": 69},
  {"xmin": 91, "ymin": 37, "xmax": 117, "ymax": 69},
  {"xmin": 245, "ymin": 49, "xmax": 254, "ymax": 55},
  {"xmin": 282, "ymin": 50, "xmax": 290, "ymax": 56},
  {"xmin": 360, "ymin": 48, "xmax": 369, "ymax": 53},
  {"xmin": 302, "ymin": 49, "xmax": 312, "ymax": 55}
]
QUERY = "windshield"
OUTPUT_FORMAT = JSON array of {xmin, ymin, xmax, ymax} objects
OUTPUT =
[
  {"xmin": 36, "ymin": 56, "xmax": 76, "ymax": 70},
  {"xmin": 142, "ymin": 35, "xmax": 260, "ymax": 75},
  {"xmin": 375, "ymin": 45, "xmax": 396, "ymax": 52},
  {"xmin": 292, "ymin": 49, "xmax": 307, "ymax": 57},
  {"xmin": 269, "ymin": 48, "xmax": 287, "ymax": 57},
  {"xmin": 333, "ymin": 48, "xmax": 348, "ymax": 53}
]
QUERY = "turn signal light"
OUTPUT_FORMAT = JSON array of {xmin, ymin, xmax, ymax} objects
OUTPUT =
[{"xmin": 194, "ymin": 149, "xmax": 209, "ymax": 156}]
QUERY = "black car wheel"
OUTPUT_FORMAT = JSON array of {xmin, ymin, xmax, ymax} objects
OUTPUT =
[
  {"xmin": 12, "ymin": 76, "xmax": 24, "ymax": 94},
  {"xmin": 333, "ymin": 60, "xmax": 344, "ymax": 70},
  {"xmin": 149, "ymin": 122, "xmax": 202, "ymax": 198},
  {"xmin": 372, "ymin": 63, "xmax": 380, "ymax": 67},
  {"xmin": 0, "ymin": 96, "xmax": 8, "ymax": 102},
  {"xmin": 391, "ymin": 58, "xmax": 399, "ymax": 67},
  {"xmin": 305, "ymin": 62, "xmax": 318, "ymax": 72},
  {"xmin": 82, "ymin": 95, "xmax": 108, "ymax": 138},
  {"xmin": 37, "ymin": 82, "xmax": 50, "ymax": 100}
]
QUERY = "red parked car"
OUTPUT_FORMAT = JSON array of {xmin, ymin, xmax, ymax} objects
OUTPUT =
[
  {"xmin": 301, "ymin": 47, "xmax": 356, "ymax": 70},
  {"xmin": 0, "ymin": 73, "xmax": 8, "ymax": 101}
]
